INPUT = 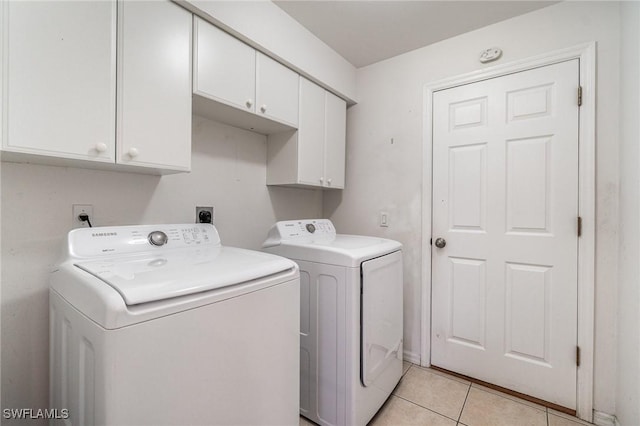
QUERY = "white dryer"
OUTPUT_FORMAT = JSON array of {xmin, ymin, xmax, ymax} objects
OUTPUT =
[
  {"xmin": 263, "ymin": 219, "xmax": 403, "ymax": 426},
  {"xmin": 50, "ymin": 223, "xmax": 300, "ymax": 426}
]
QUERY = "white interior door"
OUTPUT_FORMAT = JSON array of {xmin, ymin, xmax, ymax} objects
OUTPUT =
[{"xmin": 431, "ymin": 59, "xmax": 579, "ymax": 409}]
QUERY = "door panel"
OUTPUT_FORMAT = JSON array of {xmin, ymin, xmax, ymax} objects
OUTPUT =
[
  {"xmin": 431, "ymin": 59, "xmax": 579, "ymax": 408},
  {"xmin": 505, "ymin": 262, "xmax": 551, "ymax": 364},
  {"xmin": 506, "ymin": 137, "xmax": 551, "ymax": 233},
  {"xmin": 448, "ymin": 257, "xmax": 486, "ymax": 349},
  {"xmin": 449, "ymin": 143, "xmax": 487, "ymax": 231}
]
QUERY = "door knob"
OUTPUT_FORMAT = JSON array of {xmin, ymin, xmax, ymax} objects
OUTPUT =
[{"xmin": 434, "ymin": 238, "xmax": 446, "ymax": 248}]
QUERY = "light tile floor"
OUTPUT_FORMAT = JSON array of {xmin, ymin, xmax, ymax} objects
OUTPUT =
[{"xmin": 300, "ymin": 362, "xmax": 594, "ymax": 426}]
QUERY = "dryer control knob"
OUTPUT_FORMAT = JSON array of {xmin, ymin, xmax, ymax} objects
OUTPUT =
[{"xmin": 148, "ymin": 231, "xmax": 168, "ymax": 246}]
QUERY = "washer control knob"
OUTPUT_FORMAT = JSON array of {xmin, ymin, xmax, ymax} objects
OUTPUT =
[{"xmin": 148, "ymin": 231, "xmax": 168, "ymax": 246}]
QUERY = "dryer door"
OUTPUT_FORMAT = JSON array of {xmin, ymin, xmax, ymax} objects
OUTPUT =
[{"xmin": 361, "ymin": 250, "xmax": 403, "ymax": 386}]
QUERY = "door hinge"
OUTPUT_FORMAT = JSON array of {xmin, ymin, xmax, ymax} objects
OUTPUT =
[
  {"xmin": 576, "ymin": 346, "xmax": 581, "ymax": 367},
  {"xmin": 578, "ymin": 86, "xmax": 583, "ymax": 107},
  {"xmin": 577, "ymin": 216, "xmax": 582, "ymax": 237}
]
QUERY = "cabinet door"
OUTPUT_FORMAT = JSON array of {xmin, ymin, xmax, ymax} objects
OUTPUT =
[
  {"xmin": 256, "ymin": 52, "xmax": 299, "ymax": 127},
  {"xmin": 297, "ymin": 78, "xmax": 326, "ymax": 186},
  {"xmin": 194, "ymin": 17, "xmax": 256, "ymax": 112},
  {"xmin": 3, "ymin": 1, "xmax": 116, "ymax": 161},
  {"xmin": 117, "ymin": 1, "xmax": 192, "ymax": 171},
  {"xmin": 324, "ymin": 92, "xmax": 347, "ymax": 189}
]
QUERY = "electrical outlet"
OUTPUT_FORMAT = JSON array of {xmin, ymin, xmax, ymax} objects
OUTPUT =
[
  {"xmin": 196, "ymin": 206, "xmax": 214, "ymax": 224},
  {"xmin": 72, "ymin": 204, "xmax": 94, "ymax": 228}
]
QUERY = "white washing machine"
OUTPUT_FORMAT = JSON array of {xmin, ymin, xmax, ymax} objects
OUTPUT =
[
  {"xmin": 263, "ymin": 219, "xmax": 403, "ymax": 426},
  {"xmin": 49, "ymin": 223, "xmax": 300, "ymax": 426}
]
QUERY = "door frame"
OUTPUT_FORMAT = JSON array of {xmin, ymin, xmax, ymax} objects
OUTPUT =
[{"xmin": 420, "ymin": 42, "xmax": 596, "ymax": 421}]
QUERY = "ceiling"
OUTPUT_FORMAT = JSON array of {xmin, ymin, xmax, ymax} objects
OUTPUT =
[{"xmin": 274, "ymin": 1, "xmax": 558, "ymax": 68}]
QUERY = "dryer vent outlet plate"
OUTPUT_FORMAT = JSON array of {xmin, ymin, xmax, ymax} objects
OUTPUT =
[{"xmin": 196, "ymin": 206, "xmax": 214, "ymax": 224}]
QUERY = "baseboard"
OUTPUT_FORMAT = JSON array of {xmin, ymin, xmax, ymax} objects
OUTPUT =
[
  {"xmin": 403, "ymin": 350, "xmax": 420, "ymax": 365},
  {"xmin": 593, "ymin": 410, "xmax": 618, "ymax": 426}
]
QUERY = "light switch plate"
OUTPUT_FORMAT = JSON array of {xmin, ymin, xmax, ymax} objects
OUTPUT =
[{"xmin": 379, "ymin": 211, "xmax": 389, "ymax": 227}]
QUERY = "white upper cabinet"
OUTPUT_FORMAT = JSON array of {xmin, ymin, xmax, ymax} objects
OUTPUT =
[
  {"xmin": 256, "ymin": 52, "xmax": 299, "ymax": 127},
  {"xmin": 1, "ymin": 0, "xmax": 192, "ymax": 174},
  {"xmin": 193, "ymin": 17, "xmax": 299, "ymax": 133},
  {"xmin": 117, "ymin": 1, "xmax": 192, "ymax": 172},
  {"xmin": 324, "ymin": 92, "xmax": 347, "ymax": 189},
  {"xmin": 2, "ymin": 1, "xmax": 116, "ymax": 162},
  {"xmin": 193, "ymin": 16, "xmax": 256, "ymax": 112},
  {"xmin": 297, "ymin": 78, "xmax": 326, "ymax": 186},
  {"xmin": 267, "ymin": 78, "xmax": 347, "ymax": 189}
]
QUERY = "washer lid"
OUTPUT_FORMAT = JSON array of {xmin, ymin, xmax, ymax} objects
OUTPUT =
[
  {"xmin": 74, "ymin": 246, "xmax": 295, "ymax": 305},
  {"xmin": 264, "ymin": 235, "xmax": 402, "ymax": 267}
]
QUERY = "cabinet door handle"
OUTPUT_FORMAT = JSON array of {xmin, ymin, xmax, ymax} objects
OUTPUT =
[
  {"xmin": 94, "ymin": 143, "xmax": 108, "ymax": 153},
  {"xmin": 327, "ymin": 178, "xmax": 332, "ymax": 186},
  {"xmin": 319, "ymin": 177, "xmax": 324, "ymax": 183},
  {"xmin": 260, "ymin": 104, "xmax": 267, "ymax": 113},
  {"xmin": 246, "ymin": 99, "xmax": 253, "ymax": 109},
  {"xmin": 128, "ymin": 147, "xmax": 139, "ymax": 158}
]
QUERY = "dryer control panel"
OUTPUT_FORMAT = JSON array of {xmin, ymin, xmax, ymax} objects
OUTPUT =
[{"xmin": 263, "ymin": 219, "xmax": 336, "ymax": 247}]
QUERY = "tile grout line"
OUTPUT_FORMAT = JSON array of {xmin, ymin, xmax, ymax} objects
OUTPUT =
[
  {"xmin": 403, "ymin": 363, "xmax": 413, "ymax": 377},
  {"xmin": 470, "ymin": 382, "xmax": 548, "ymax": 413},
  {"xmin": 418, "ymin": 365, "xmax": 472, "ymax": 386},
  {"xmin": 457, "ymin": 383, "xmax": 472, "ymax": 424},
  {"xmin": 391, "ymin": 393, "xmax": 461, "ymax": 424}
]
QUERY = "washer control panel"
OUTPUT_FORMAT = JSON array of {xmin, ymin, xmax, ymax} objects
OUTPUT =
[
  {"xmin": 68, "ymin": 224, "xmax": 221, "ymax": 258},
  {"xmin": 263, "ymin": 219, "xmax": 336, "ymax": 247}
]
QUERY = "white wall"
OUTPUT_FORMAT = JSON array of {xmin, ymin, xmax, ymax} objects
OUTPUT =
[
  {"xmin": 616, "ymin": 2, "xmax": 640, "ymax": 425},
  {"xmin": 324, "ymin": 1, "xmax": 620, "ymax": 414},
  {"xmin": 0, "ymin": 116, "xmax": 321, "ymax": 420},
  {"xmin": 182, "ymin": 0, "xmax": 358, "ymax": 103}
]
